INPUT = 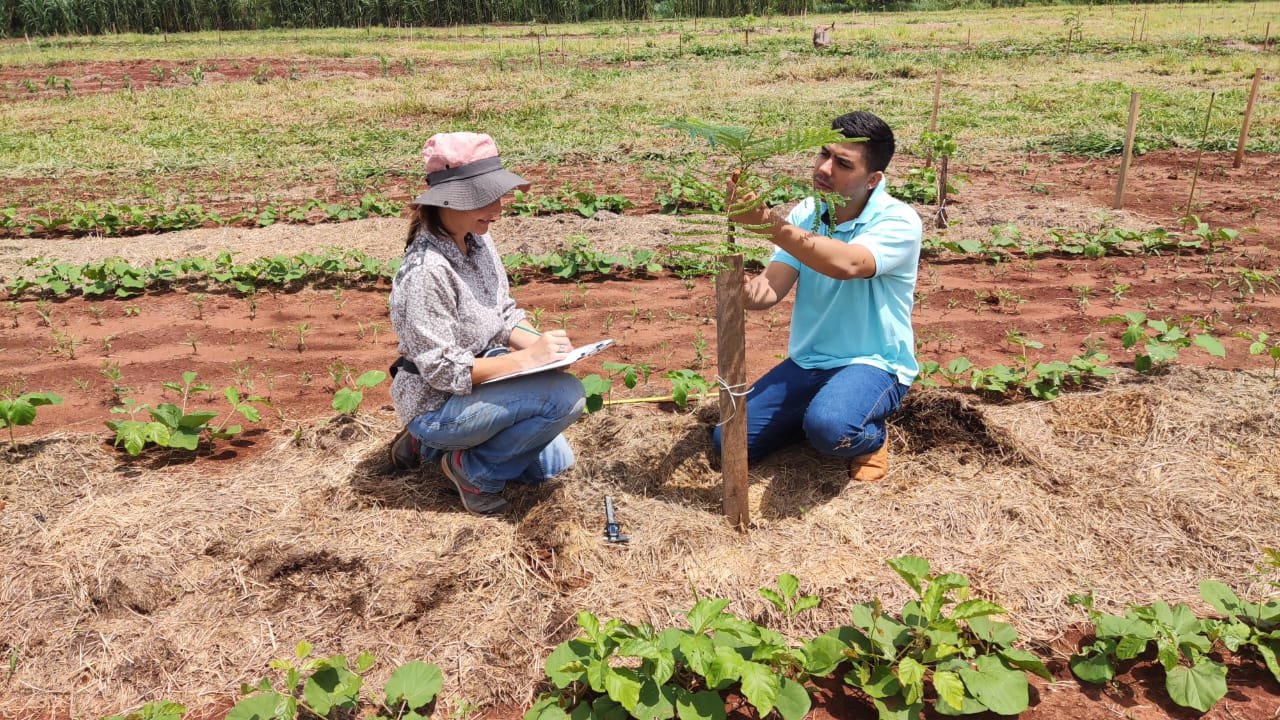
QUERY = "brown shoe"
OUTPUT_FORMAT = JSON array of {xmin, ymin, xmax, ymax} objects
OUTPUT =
[{"xmin": 851, "ymin": 442, "xmax": 889, "ymax": 482}]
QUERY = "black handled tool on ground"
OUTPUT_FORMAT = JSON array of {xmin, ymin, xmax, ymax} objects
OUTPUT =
[{"xmin": 603, "ymin": 495, "xmax": 629, "ymax": 544}]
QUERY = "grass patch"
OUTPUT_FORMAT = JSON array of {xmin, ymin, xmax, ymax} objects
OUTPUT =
[{"xmin": 0, "ymin": 3, "xmax": 1276, "ymax": 211}]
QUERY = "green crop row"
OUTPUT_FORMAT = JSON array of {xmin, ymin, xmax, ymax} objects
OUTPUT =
[
  {"xmin": 5, "ymin": 249, "xmax": 401, "ymax": 299},
  {"xmin": 917, "ymin": 311, "xmax": 1265, "ymax": 396},
  {"xmin": 2, "ymin": 241, "xmax": 775, "ymax": 300},
  {"xmin": 503, "ymin": 236, "xmax": 771, "ymax": 284},
  {"xmin": 91, "ymin": 552, "xmax": 1279, "ymax": 720},
  {"xmin": 0, "ymin": 195, "xmax": 403, "ymax": 238},
  {"xmin": 923, "ymin": 216, "xmax": 1239, "ymax": 263}
]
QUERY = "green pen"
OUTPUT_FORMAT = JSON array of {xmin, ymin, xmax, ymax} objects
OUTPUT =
[{"xmin": 516, "ymin": 324, "xmax": 542, "ymax": 336}]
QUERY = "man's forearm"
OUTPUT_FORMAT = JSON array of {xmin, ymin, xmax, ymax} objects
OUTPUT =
[{"xmin": 761, "ymin": 212, "xmax": 874, "ymax": 280}]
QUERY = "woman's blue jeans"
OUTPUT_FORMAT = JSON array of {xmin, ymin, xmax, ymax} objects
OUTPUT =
[
  {"xmin": 712, "ymin": 359, "xmax": 909, "ymax": 464},
  {"xmin": 406, "ymin": 369, "xmax": 585, "ymax": 493}
]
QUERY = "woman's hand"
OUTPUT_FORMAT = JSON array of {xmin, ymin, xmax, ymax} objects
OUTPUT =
[{"xmin": 525, "ymin": 329, "xmax": 573, "ymax": 367}]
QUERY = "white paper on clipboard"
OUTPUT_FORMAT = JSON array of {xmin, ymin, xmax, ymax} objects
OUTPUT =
[{"xmin": 479, "ymin": 338, "xmax": 614, "ymax": 384}]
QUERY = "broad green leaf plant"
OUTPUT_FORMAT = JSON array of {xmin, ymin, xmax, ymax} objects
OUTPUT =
[
  {"xmin": 1103, "ymin": 311, "xmax": 1225, "ymax": 373},
  {"xmin": 527, "ymin": 590, "xmax": 814, "ymax": 720},
  {"xmin": 1068, "ymin": 564, "xmax": 1278, "ymax": 714},
  {"xmin": 228, "ymin": 641, "xmax": 443, "ymax": 720},
  {"xmin": 106, "ymin": 373, "xmax": 266, "ymax": 455},
  {"xmin": 808, "ymin": 555, "xmax": 1050, "ymax": 719},
  {"xmin": 332, "ymin": 370, "xmax": 387, "ymax": 415},
  {"xmin": 0, "ymin": 391, "xmax": 61, "ymax": 450}
]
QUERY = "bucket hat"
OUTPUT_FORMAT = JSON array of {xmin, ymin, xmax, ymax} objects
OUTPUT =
[{"xmin": 413, "ymin": 132, "xmax": 530, "ymax": 211}]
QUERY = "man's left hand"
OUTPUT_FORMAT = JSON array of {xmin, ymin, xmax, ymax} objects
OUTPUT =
[{"xmin": 727, "ymin": 170, "xmax": 772, "ymax": 230}]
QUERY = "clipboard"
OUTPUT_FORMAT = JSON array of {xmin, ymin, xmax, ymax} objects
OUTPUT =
[{"xmin": 479, "ymin": 338, "xmax": 614, "ymax": 384}]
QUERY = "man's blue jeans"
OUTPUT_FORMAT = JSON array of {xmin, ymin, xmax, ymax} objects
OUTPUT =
[
  {"xmin": 712, "ymin": 359, "xmax": 909, "ymax": 464},
  {"xmin": 406, "ymin": 370, "xmax": 585, "ymax": 493}
]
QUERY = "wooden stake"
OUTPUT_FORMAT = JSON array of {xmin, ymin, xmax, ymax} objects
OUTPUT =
[
  {"xmin": 716, "ymin": 253, "xmax": 749, "ymax": 533},
  {"xmin": 924, "ymin": 70, "xmax": 943, "ymax": 168},
  {"xmin": 536, "ymin": 35, "xmax": 543, "ymax": 72},
  {"xmin": 935, "ymin": 154, "xmax": 950, "ymax": 229},
  {"xmin": 1185, "ymin": 91, "xmax": 1216, "ymax": 216},
  {"xmin": 1114, "ymin": 91, "xmax": 1141, "ymax": 209},
  {"xmin": 966, "ymin": 27, "xmax": 971, "ymax": 46},
  {"xmin": 1131, "ymin": 17, "xmax": 1137, "ymax": 42},
  {"xmin": 1265, "ymin": 21, "xmax": 1271, "ymax": 49},
  {"xmin": 1233, "ymin": 68, "xmax": 1263, "ymax": 168}
]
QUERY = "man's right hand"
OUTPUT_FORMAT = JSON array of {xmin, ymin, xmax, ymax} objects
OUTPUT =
[{"xmin": 742, "ymin": 263, "xmax": 799, "ymax": 311}]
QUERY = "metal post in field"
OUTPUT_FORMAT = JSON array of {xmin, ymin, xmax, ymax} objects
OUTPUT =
[
  {"xmin": 1234, "ymin": 68, "xmax": 1263, "ymax": 168},
  {"xmin": 1114, "ymin": 91, "xmax": 1141, "ymax": 210}
]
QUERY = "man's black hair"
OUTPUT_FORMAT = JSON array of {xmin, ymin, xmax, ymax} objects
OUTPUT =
[{"xmin": 831, "ymin": 111, "xmax": 894, "ymax": 173}]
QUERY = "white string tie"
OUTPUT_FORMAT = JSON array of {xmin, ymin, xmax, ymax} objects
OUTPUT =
[{"xmin": 714, "ymin": 375, "xmax": 754, "ymax": 427}]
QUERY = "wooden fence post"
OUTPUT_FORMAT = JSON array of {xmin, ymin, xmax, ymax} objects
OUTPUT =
[
  {"xmin": 1234, "ymin": 68, "xmax": 1263, "ymax": 168},
  {"xmin": 935, "ymin": 154, "xmax": 949, "ymax": 229},
  {"xmin": 1114, "ymin": 91, "xmax": 1141, "ymax": 209},
  {"xmin": 1185, "ymin": 91, "xmax": 1216, "ymax": 215},
  {"xmin": 924, "ymin": 70, "xmax": 942, "ymax": 168},
  {"xmin": 717, "ymin": 254, "xmax": 749, "ymax": 533}
]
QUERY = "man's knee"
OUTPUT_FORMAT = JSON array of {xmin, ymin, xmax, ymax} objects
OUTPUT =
[{"xmin": 803, "ymin": 415, "xmax": 880, "ymax": 457}]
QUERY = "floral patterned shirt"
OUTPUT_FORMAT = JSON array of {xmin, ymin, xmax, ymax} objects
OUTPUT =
[{"xmin": 388, "ymin": 227, "xmax": 525, "ymax": 421}]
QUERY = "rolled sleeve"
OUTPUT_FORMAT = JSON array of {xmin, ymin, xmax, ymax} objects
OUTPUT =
[{"xmin": 859, "ymin": 212, "xmax": 922, "ymax": 279}]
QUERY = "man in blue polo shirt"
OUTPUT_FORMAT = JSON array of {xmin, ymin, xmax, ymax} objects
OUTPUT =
[{"xmin": 712, "ymin": 110, "xmax": 922, "ymax": 481}]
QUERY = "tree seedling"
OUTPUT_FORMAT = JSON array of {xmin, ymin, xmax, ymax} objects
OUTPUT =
[
  {"xmin": 190, "ymin": 292, "xmax": 207, "ymax": 319},
  {"xmin": 295, "ymin": 322, "xmax": 311, "ymax": 352}
]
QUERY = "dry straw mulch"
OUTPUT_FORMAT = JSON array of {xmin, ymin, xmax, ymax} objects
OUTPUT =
[{"xmin": 3, "ymin": 367, "xmax": 1279, "ymax": 718}]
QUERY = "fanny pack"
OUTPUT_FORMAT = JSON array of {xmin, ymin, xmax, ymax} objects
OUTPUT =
[{"xmin": 389, "ymin": 356, "xmax": 420, "ymax": 378}]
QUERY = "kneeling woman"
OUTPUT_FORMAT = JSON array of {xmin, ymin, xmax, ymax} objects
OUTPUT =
[{"xmin": 387, "ymin": 132, "xmax": 585, "ymax": 515}]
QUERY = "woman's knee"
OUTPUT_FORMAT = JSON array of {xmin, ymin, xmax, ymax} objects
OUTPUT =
[{"xmin": 544, "ymin": 372, "xmax": 586, "ymax": 420}]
